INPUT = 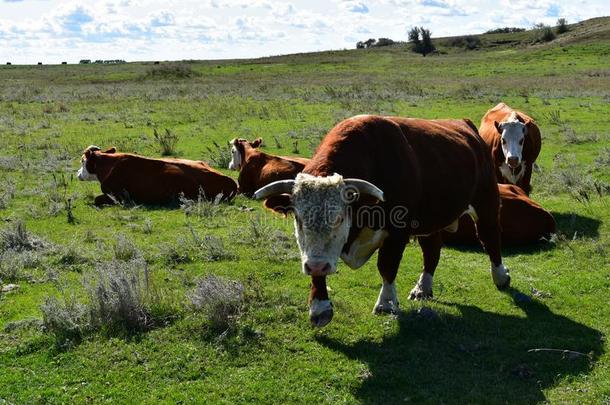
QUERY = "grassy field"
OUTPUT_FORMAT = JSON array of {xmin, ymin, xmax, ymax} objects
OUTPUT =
[{"xmin": 0, "ymin": 18, "xmax": 609, "ymax": 404}]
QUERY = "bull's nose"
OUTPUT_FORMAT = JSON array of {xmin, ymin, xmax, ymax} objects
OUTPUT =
[
  {"xmin": 305, "ymin": 261, "xmax": 331, "ymax": 277},
  {"xmin": 507, "ymin": 157, "xmax": 519, "ymax": 168}
]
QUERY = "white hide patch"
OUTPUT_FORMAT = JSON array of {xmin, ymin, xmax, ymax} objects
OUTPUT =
[
  {"xmin": 309, "ymin": 298, "xmax": 333, "ymax": 317},
  {"xmin": 341, "ymin": 228, "xmax": 388, "ymax": 269},
  {"xmin": 499, "ymin": 114, "xmax": 526, "ymax": 165},
  {"xmin": 499, "ymin": 161, "xmax": 526, "ymax": 185},
  {"xmin": 373, "ymin": 281, "xmax": 399, "ymax": 314},
  {"xmin": 76, "ymin": 159, "xmax": 98, "ymax": 182},
  {"xmin": 409, "ymin": 272, "xmax": 433, "ymax": 299},
  {"xmin": 293, "ymin": 173, "xmax": 351, "ymax": 275},
  {"xmin": 228, "ymin": 142, "xmax": 242, "ymax": 170},
  {"xmin": 491, "ymin": 262, "xmax": 510, "ymax": 287}
]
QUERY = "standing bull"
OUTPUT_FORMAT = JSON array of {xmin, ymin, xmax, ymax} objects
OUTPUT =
[{"xmin": 255, "ymin": 115, "xmax": 511, "ymax": 327}]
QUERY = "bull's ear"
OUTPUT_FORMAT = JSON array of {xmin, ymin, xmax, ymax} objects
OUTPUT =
[
  {"xmin": 103, "ymin": 147, "xmax": 116, "ymax": 154},
  {"xmin": 251, "ymin": 138, "xmax": 263, "ymax": 148},
  {"xmin": 494, "ymin": 121, "xmax": 502, "ymax": 133},
  {"xmin": 264, "ymin": 195, "xmax": 292, "ymax": 216}
]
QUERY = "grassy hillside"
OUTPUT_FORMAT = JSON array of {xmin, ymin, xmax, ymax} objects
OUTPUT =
[{"xmin": 0, "ymin": 18, "xmax": 609, "ymax": 404}]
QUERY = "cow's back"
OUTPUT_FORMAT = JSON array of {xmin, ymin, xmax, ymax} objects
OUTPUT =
[
  {"xmin": 239, "ymin": 153, "xmax": 309, "ymax": 196},
  {"xmin": 103, "ymin": 156, "xmax": 236, "ymax": 203},
  {"xmin": 305, "ymin": 115, "xmax": 492, "ymax": 236}
]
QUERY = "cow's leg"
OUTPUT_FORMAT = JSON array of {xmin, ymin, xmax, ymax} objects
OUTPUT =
[
  {"xmin": 409, "ymin": 232, "xmax": 442, "ymax": 300},
  {"xmin": 309, "ymin": 276, "xmax": 333, "ymax": 327},
  {"xmin": 94, "ymin": 194, "xmax": 115, "ymax": 207},
  {"xmin": 472, "ymin": 184, "xmax": 511, "ymax": 289},
  {"xmin": 373, "ymin": 235, "xmax": 407, "ymax": 314}
]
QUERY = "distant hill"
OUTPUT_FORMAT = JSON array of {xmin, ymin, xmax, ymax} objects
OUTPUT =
[{"xmin": 436, "ymin": 16, "xmax": 610, "ymax": 51}]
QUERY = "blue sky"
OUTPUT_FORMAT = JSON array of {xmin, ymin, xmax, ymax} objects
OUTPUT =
[{"xmin": 0, "ymin": 0, "xmax": 608, "ymax": 63}]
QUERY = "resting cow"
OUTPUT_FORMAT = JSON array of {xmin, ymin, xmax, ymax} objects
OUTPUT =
[
  {"xmin": 480, "ymin": 102, "xmax": 541, "ymax": 195},
  {"xmin": 255, "ymin": 115, "xmax": 511, "ymax": 327},
  {"xmin": 443, "ymin": 184, "xmax": 556, "ymax": 245},
  {"xmin": 228, "ymin": 138, "xmax": 310, "ymax": 196},
  {"xmin": 77, "ymin": 146, "xmax": 237, "ymax": 206}
]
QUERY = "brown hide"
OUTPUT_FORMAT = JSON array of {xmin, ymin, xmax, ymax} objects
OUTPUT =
[
  {"xmin": 304, "ymin": 116, "xmax": 496, "ymax": 238},
  {"xmin": 233, "ymin": 138, "xmax": 310, "ymax": 196},
  {"xmin": 83, "ymin": 148, "xmax": 237, "ymax": 206},
  {"xmin": 443, "ymin": 184, "xmax": 556, "ymax": 245},
  {"xmin": 479, "ymin": 102, "xmax": 542, "ymax": 195}
]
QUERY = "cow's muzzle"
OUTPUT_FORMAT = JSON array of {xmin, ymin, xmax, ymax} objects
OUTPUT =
[
  {"xmin": 304, "ymin": 261, "xmax": 333, "ymax": 277},
  {"xmin": 506, "ymin": 156, "xmax": 520, "ymax": 169}
]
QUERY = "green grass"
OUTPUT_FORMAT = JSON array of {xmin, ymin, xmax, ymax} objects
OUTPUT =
[{"xmin": 0, "ymin": 18, "xmax": 609, "ymax": 404}]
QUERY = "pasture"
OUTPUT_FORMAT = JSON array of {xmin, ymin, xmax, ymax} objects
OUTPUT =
[{"xmin": 0, "ymin": 20, "xmax": 609, "ymax": 403}]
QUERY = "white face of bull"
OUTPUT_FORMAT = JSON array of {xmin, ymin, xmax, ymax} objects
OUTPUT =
[
  {"xmin": 228, "ymin": 140, "xmax": 241, "ymax": 171},
  {"xmin": 292, "ymin": 173, "xmax": 353, "ymax": 277},
  {"xmin": 497, "ymin": 118, "xmax": 526, "ymax": 169},
  {"xmin": 76, "ymin": 158, "xmax": 98, "ymax": 181}
]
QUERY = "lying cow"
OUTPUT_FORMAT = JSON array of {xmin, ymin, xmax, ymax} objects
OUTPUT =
[
  {"xmin": 77, "ymin": 146, "xmax": 237, "ymax": 206},
  {"xmin": 228, "ymin": 138, "xmax": 310, "ymax": 196},
  {"xmin": 255, "ymin": 115, "xmax": 511, "ymax": 327},
  {"xmin": 443, "ymin": 184, "xmax": 556, "ymax": 245},
  {"xmin": 480, "ymin": 102, "xmax": 541, "ymax": 195}
]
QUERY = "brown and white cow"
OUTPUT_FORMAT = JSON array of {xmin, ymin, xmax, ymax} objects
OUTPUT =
[
  {"xmin": 255, "ymin": 115, "xmax": 511, "ymax": 327},
  {"xmin": 228, "ymin": 138, "xmax": 310, "ymax": 196},
  {"xmin": 443, "ymin": 184, "xmax": 556, "ymax": 245},
  {"xmin": 77, "ymin": 146, "xmax": 237, "ymax": 206},
  {"xmin": 480, "ymin": 103, "xmax": 542, "ymax": 195}
]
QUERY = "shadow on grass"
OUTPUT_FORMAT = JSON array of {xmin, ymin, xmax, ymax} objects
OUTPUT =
[
  {"xmin": 552, "ymin": 211, "xmax": 602, "ymax": 239},
  {"xmin": 317, "ymin": 290, "xmax": 604, "ymax": 404}
]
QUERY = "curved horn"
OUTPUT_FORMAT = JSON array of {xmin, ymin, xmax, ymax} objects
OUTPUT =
[
  {"xmin": 254, "ymin": 179, "xmax": 295, "ymax": 200},
  {"xmin": 344, "ymin": 178, "xmax": 385, "ymax": 202}
]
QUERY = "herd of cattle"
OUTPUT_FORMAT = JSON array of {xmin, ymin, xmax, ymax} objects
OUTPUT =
[{"xmin": 77, "ymin": 102, "xmax": 556, "ymax": 327}]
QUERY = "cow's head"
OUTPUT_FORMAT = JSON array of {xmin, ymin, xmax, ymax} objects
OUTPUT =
[
  {"xmin": 254, "ymin": 173, "xmax": 384, "ymax": 277},
  {"xmin": 228, "ymin": 138, "xmax": 263, "ymax": 171},
  {"xmin": 77, "ymin": 145, "xmax": 115, "ymax": 181},
  {"xmin": 494, "ymin": 113, "xmax": 529, "ymax": 169}
]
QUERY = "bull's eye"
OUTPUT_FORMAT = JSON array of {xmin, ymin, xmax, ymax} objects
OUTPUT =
[
  {"xmin": 295, "ymin": 216, "xmax": 303, "ymax": 229},
  {"xmin": 519, "ymin": 138, "xmax": 524, "ymax": 145},
  {"xmin": 502, "ymin": 138, "xmax": 506, "ymax": 145}
]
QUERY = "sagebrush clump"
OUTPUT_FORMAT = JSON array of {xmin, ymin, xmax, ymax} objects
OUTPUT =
[{"xmin": 189, "ymin": 275, "xmax": 244, "ymax": 332}]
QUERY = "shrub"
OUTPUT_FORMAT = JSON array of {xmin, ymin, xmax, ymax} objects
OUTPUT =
[
  {"xmin": 179, "ymin": 190, "xmax": 224, "ymax": 218},
  {"xmin": 85, "ymin": 259, "xmax": 153, "ymax": 333},
  {"xmin": 189, "ymin": 275, "xmax": 244, "ymax": 332},
  {"xmin": 41, "ymin": 292, "xmax": 91, "ymax": 348},
  {"xmin": 153, "ymin": 128, "xmax": 179, "ymax": 156},
  {"xmin": 144, "ymin": 63, "xmax": 198, "ymax": 79},
  {"xmin": 557, "ymin": 18, "xmax": 569, "ymax": 34},
  {"xmin": 113, "ymin": 234, "xmax": 141, "ymax": 261},
  {"xmin": 187, "ymin": 224, "xmax": 236, "ymax": 262},
  {"xmin": 446, "ymin": 36, "xmax": 481, "ymax": 50},
  {"xmin": 0, "ymin": 179, "xmax": 15, "ymax": 210},
  {"xmin": 534, "ymin": 23, "xmax": 556, "ymax": 42},
  {"xmin": 0, "ymin": 220, "xmax": 47, "ymax": 253},
  {"xmin": 204, "ymin": 141, "xmax": 231, "ymax": 168},
  {"xmin": 485, "ymin": 27, "xmax": 526, "ymax": 34}
]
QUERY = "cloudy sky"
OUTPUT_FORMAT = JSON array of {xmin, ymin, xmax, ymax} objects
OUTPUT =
[{"xmin": 0, "ymin": 0, "xmax": 608, "ymax": 64}]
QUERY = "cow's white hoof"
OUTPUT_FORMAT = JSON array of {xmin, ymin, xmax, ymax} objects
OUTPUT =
[
  {"xmin": 491, "ymin": 263, "xmax": 511, "ymax": 290},
  {"xmin": 408, "ymin": 272, "xmax": 433, "ymax": 300},
  {"xmin": 373, "ymin": 300, "xmax": 399, "ymax": 314},
  {"xmin": 372, "ymin": 282, "xmax": 399, "ymax": 314},
  {"xmin": 309, "ymin": 299, "xmax": 333, "ymax": 328},
  {"xmin": 408, "ymin": 285, "xmax": 433, "ymax": 300}
]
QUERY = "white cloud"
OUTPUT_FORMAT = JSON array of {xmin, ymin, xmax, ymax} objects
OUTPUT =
[{"xmin": 0, "ymin": 0, "xmax": 608, "ymax": 63}]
